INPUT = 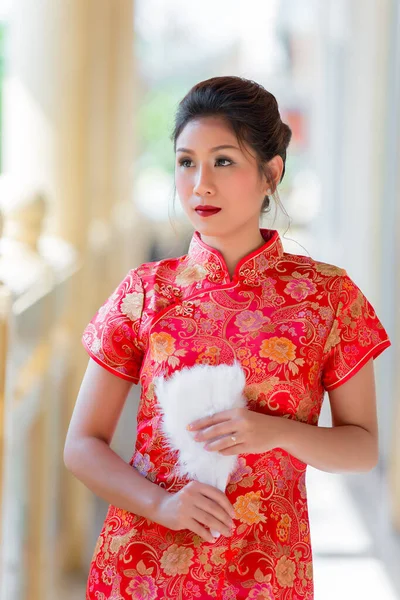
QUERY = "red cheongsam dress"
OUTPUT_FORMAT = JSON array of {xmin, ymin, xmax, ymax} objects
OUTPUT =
[{"xmin": 81, "ymin": 228, "xmax": 391, "ymax": 600}]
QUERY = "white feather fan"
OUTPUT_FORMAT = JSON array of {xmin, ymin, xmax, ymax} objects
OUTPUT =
[{"xmin": 153, "ymin": 360, "xmax": 247, "ymax": 538}]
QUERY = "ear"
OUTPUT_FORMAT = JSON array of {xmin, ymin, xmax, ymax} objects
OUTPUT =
[{"xmin": 264, "ymin": 155, "xmax": 284, "ymax": 193}]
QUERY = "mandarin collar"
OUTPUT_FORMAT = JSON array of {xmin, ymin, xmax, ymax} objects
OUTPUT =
[{"xmin": 186, "ymin": 228, "xmax": 284, "ymax": 286}]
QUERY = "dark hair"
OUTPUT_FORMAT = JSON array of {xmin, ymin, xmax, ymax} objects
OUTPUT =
[{"xmin": 170, "ymin": 75, "xmax": 292, "ymax": 216}]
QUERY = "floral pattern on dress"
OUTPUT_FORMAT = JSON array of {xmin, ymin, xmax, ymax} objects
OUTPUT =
[
  {"xmin": 82, "ymin": 228, "xmax": 391, "ymax": 599},
  {"xmin": 82, "ymin": 268, "xmax": 145, "ymax": 382}
]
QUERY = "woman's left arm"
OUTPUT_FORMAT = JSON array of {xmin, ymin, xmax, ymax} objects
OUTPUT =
[
  {"xmin": 188, "ymin": 358, "xmax": 379, "ymax": 474},
  {"xmin": 278, "ymin": 358, "xmax": 378, "ymax": 473}
]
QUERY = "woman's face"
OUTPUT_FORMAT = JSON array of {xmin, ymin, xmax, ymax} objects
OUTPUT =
[{"xmin": 174, "ymin": 116, "xmax": 269, "ymax": 236}]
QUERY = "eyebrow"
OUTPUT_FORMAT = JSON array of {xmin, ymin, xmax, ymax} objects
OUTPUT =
[{"xmin": 176, "ymin": 144, "xmax": 240, "ymax": 154}]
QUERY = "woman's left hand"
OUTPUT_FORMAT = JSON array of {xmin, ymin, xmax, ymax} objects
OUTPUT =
[{"xmin": 186, "ymin": 407, "xmax": 286, "ymax": 455}]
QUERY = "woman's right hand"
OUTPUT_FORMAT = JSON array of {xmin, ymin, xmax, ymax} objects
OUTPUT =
[{"xmin": 154, "ymin": 480, "xmax": 236, "ymax": 543}]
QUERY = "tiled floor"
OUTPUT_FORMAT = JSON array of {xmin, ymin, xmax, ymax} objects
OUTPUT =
[{"xmin": 307, "ymin": 466, "xmax": 399, "ymax": 600}]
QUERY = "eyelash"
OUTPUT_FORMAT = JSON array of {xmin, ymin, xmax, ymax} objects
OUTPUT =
[{"xmin": 178, "ymin": 157, "xmax": 234, "ymax": 168}]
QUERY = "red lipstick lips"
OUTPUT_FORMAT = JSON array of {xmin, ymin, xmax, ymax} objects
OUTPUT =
[{"xmin": 195, "ymin": 205, "xmax": 221, "ymax": 217}]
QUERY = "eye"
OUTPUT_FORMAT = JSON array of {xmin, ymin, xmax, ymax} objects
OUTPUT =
[
  {"xmin": 178, "ymin": 158, "xmax": 192, "ymax": 168},
  {"xmin": 215, "ymin": 157, "xmax": 233, "ymax": 167},
  {"xmin": 177, "ymin": 157, "xmax": 234, "ymax": 168}
]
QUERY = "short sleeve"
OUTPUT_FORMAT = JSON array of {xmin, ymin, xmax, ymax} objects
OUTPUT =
[
  {"xmin": 321, "ymin": 271, "xmax": 391, "ymax": 391},
  {"xmin": 81, "ymin": 268, "xmax": 145, "ymax": 383}
]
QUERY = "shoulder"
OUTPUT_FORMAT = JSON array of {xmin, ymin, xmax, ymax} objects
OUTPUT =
[
  {"xmin": 277, "ymin": 251, "xmax": 349, "ymax": 306},
  {"xmin": 135, "ymin": 254, "xmax": 188, "ymax": 284},
  {"xmin": 281, "ymin": 250, "xmax": 346, "ymax": 279},
  {"xmin": 131, "ymin": 255, "xmax": 189, "ymax": 328}
]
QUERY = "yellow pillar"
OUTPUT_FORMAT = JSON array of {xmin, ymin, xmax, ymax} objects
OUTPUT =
[{"xmin": 2, "ymin": 0, "xmax": 150, "ymax": 588}]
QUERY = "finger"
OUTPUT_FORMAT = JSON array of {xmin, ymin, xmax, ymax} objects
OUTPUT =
[
  {"xmin": 191, "ymin": 507, "xmax": 232, "ymax": 538},
  {"xmin": 197, "ymin": 424, "xmax": 237, "ymax": 442},
  {"xmin": 205, "ymin": 434, "xmax": 240, "ymax": 452},
  {"xmin": 188, "ymin": 518, "xmax": 216, "ymax": 543},
  {"xmin": 198, "ymin": 482, "xmax": 236, "ymax": 518},
  {"xmin": 218, "ymin": 443, "xmax": 245, "ymax": 456},
  {"xmin": 189, "ymin": 409, "xmax": 236, "ymax": 430},
  {"xmin": 194, "ymin": 496, "xmax": 234, "ymax": 529}
]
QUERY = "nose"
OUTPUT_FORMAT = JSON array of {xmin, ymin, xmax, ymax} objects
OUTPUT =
[{"xmin": 193, "ymin": 166, "xmax": 215, "ymax": 196}]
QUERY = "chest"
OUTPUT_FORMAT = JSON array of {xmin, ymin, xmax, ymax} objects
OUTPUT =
[{"xmin": 138, "ymin": 282, "xmax": 333, "ymax": 424}]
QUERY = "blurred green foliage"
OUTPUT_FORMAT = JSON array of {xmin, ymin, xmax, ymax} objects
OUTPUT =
[{"xmin": 135, "ymin": 82, "xmax": 190, "ymax": 175}]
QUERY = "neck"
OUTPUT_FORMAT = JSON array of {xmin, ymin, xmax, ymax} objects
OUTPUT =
[{"xmin": 198, "ymin": 226, "xmax": 266, "ymax": 278}]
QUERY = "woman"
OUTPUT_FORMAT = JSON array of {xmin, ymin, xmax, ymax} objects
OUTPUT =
[{"xmin": 64, "ymin": 76, "xmax": 392, "ymax": 600}]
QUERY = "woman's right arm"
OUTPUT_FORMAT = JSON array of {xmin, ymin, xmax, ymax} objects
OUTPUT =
[
  {"xmin": 63, "ymin": 358, "xmax": 235, "ymax": 542},
  {"xmin": 63, "ymin": 358, "xmax": 167, "ymax": 519}
]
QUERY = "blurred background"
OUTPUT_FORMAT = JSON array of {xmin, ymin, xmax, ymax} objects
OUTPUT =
[{"xmin": 0, "ymin": 0, "xmax": 399, "ymax": 598}]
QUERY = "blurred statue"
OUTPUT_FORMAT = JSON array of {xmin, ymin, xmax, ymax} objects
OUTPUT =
[
  {"xmin": 0, "ymin": 174, "xmax": 79, "ymax": 296},
  {"xmin": 0, "ymin": 175, "xmax": 53, "ymax": 297}
]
